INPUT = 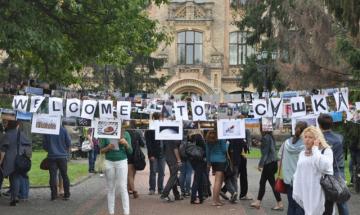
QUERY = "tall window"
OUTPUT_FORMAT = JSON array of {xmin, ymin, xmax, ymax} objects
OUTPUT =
[
  {"xmin": 229, "ymin": 31, "xmax": 255, "ymax": 65},
  {"xmin": 230, "ymin": 0, "xmax": 247, "ymax": 8},
  {"xmin": 177, "ymin": 31, "xmax": 203, "ymax": 65}
]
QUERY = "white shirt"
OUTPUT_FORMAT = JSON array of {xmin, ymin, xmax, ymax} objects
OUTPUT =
[{"xmin": 293, "ymin": 146, "xmax": 333, "ymax": 215}]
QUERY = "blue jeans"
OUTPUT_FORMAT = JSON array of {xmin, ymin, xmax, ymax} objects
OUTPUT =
[
  {"xmin": 18, "ymin": 174, "xmax": 29, "ymax": 199},
  {"xmin": 285, "ymin": 184, "xmax": 304, "ymax": 215},
  {"xmin": 190, "ymin": 161, "xmax": 206, "ymax": 201},
  {"xmin": 88, "ymin": 146, "xmax": 99, "ymax": 172},
  {"xmin": 9, "ymin": 172, "xmax": 21, "ymax": 202},
  {"xmin": 179, "ymin": 160, "xmax": 192, "ymax": 194},
  {"xmin": 0, "ymin": 169, "xmax": 3, "ymax": 192},
  {"xmin": 149, "ymin": 157, "xmax": 165, "ymax": 192},
  {"xmin": 49, "ymin": 158, "xmax": 70, "ymax": 199}
]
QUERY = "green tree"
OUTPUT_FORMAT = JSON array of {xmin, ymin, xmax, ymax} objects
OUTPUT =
[
  {"xmin": 113, "ymin": 56, "xmax": 169, "ymax": 94},
  {"xmin": 234, "ymin": 0, "xmax": 359, "ymax": 90},
  {"xmin": 324, "ymin": 0, "xmax": 360, "ymax": 36},
  {"xmin": 0, "ymin": 0, "xmax": 170, "ymax": 87}
]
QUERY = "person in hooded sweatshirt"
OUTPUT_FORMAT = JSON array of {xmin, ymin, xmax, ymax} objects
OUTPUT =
[{"xmin": 278, "ymin": 121, "xmax": 307, "ymax": 215}]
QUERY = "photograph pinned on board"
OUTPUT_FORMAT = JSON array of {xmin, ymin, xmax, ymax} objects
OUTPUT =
[
  {"xmin": 94, "ymin": 119, "xmax": 121, "ymax": 139},
  {"xmin": 261, "ymin": 117, "xmax": 273, "ymax": 132},
  {"xmin": 155, "ymin": 120, "xmax": 183, "ymax": 140},
  {"xmin": 16, "ymin": 111, "xmax": 32, "ymax": 121},
  {"xmin": 31, "ymin": 114, "xmax": 61, "ymax": 135},
  {"xmin": 291, "ymin": 114, "xmax": 318, "ymax": 135},
  {"xmin": 217, "ymin": 119, "xmax": 245, "ymax": 139},
  {"xmin": 77, "ymin": 118, "xmax": 92, "ymax": 127},
  {"xmin": 245, "ymin": 118, "xmax": 260, "ymax": 129}
]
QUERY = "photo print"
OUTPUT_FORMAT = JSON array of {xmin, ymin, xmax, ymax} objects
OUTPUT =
[
  {"xmin": 31, "ymin": 114, "xmax": 61, "ymax": 135},
  {"xmin": 94, "ymin": 119, "xmax": 122, "ymax": 139},
  {"xmin": 217, "ymin": 119, "xmax": 246, "ymax": 140},
  {"xmin": 291, "ymin": 114, "xmax": 318, "ymax": 135},
  {"xmin": 155, "ymin": 120, "xmax": 183, "ymax": 140},
  {"xmin": 261, "ymin": 117, "xmax": 273, "ymax": 132}
]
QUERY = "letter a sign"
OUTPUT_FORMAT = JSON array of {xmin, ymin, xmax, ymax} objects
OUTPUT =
[{"xmin": 334, "ymin": 92, "xmax": 349, "ymax": 112}]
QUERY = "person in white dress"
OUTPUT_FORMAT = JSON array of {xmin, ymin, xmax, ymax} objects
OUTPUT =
[{"xmin": 293, "ymin": 126, "xmax": 333, "ymax": 215}]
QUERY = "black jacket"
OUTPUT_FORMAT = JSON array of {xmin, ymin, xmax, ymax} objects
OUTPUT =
[{"xmin": 144, "ymin": 130, "xmax": 163, "ymax": 159}]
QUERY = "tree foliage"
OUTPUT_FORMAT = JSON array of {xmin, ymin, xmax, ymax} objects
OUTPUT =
[
  {"xmin": 324, "ymin": 0, "xmax": 360, "ymax": 36},
  {"xmin": 0, "ymin": 0, "xmax": 170, "ymax": 87},
  {"xmin": 234, "ymin": 0, "xmax": 359, "ymax": 90}
]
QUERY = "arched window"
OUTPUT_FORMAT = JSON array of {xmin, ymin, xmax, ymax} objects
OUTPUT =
[
  {"xmin": 229, "ymin": 31, "xmax": 255, "ymax": 65},
  {"xmin": 177, "ymin": 31, "xmax": 203, "ymax": 65}
]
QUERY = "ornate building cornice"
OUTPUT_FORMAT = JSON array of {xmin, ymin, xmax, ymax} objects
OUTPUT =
[{"xmin": 167, "ymin": 1, "xmax": 214, "ymax": 23}]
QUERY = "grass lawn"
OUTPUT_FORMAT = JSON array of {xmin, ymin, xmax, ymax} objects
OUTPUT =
[{"xmin": 4, "ymin": 151, "xmax": 88, "ymax": 187}]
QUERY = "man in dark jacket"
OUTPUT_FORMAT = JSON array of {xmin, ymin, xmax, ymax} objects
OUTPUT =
[
  {"xmin": 318, "ymin": 114, "xmax": 349, "ymax": 215},
  {"xmin": 0, "ymin": 119, "xmax": 31, "ymax": 206},
  {"xmin": 145, "ymin": 112, "xmax": 165, "ymax": 195},
  {"xmin": 43, "ymin": 125, "xmax": 71, "ymax": 201}
]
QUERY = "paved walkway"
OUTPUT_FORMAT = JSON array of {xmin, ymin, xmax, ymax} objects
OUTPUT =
[{"xmin": 1, "ymin": 158, "xmax": 359, "ymax": 215}]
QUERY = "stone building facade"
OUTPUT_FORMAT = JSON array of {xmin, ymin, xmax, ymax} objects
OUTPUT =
[{"xmin": 148, "ymin": 0, "xmax": 255, "ymax": 98}]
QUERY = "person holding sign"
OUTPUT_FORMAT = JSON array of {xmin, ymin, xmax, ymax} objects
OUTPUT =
[
  {"xmin": 100, "ymin": 128, "xmax": 132, "ymax": 215},
  {"xmin": 250, "ymin": 126, "xmax": 283, "ymax": 210},
  {"xmin": 145, "ymin": 113, "xmax": 165, "ymax": 195},
  {"xmin": 43, "ymin": 125, "xmax": 71, "ymax": 201}
]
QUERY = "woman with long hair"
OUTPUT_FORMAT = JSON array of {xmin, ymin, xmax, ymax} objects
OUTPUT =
[
  {"xmin": 279, "ymin": 121, "xmax": 307, "ymax": 215},
  {"xmin": 188, "ymin": 132, "xmax": 207, "ymax": 204},
  {"xmin": 100, "ymin": 127, "xmax": 132, "ymax": 215},
  {"xmin": 250, "ymin": 128, "xmax": 283, "ymax": 210},
  {"xmin": 205, "ymin": 130, "xmax": 227, "ymax": 206},
  {"xmin": 293, "ymin": 126, "xmax": 333, "ymax": 215}
]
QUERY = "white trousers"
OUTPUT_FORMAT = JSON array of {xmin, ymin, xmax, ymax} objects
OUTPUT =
[{"xmin": 104, "ymin": 159, "xmax": 129, "ymax": 215}]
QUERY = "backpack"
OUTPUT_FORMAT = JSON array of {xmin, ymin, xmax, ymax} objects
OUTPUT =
[
  {"xmin": 133, "ymin": 146, "xmax": 146, "ymax": 171},
  {"xmin": 185, "ymin": 141, "xmax": 204, "ymax": 161}
]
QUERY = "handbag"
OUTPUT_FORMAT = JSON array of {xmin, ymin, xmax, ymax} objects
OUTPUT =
[
  {"xmin": 275, "ymin": 144, "xmax": 287, "ymax": 194},
  {"xmin": 14, "ymin": 131, "xmax": 31, "ymax": 174},
  {"xmin": 320, "ymin": 148, "xmax": 351, "ymax": 203},
  {"xmin": 81, "ymin": 140, "xmax": 92, "ymax": 152},
  {"xmin": 40, "ymin": 157, "xmax": 49, "ymax": 170}
]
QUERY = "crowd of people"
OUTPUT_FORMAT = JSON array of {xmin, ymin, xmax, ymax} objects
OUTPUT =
[{"xmin": 0, "ymin": 112, "xmax": 357, "ymax": 215}]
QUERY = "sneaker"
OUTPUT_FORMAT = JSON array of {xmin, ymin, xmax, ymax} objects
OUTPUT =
[
  {"xmin": 63, "ymin": 194, "xmax": 70, "ymax": 201},
  {"xmin": 148, "ymin": 190, "xmax": 155, "ymax": 195},
  {"xmin": 3, "ymin": 191, "xmax": 10, "ymax": 197},
  {"xmin": 175, "ymin": 195, "xmax": 184, "ymax": 201},
  {"xmin": 219, "ymin": 191, "xmax": 229, "ymax": 200},
  {"xmin": 230, "ymin": 192, "xmax": 238, "ymax": 203},
  {"xmin": 10, "ymin": 201, "xmax": 17, "ymax": 206},
  {"xmin": 99, "ymin": 173, "xmax": 104, "ymax": 177},
  {"xmin": 158, "ymin": 190, "xmax": 163, "ymax": 195},
  {"xmin": 160, "ymin": 195, "xmax": 173, "ymax": 202}
]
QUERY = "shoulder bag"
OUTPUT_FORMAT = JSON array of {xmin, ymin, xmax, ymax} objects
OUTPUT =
[
  {"xmin": 320, "ymin": 148, "xmax": 351, "ymax": 203},
  {"xmin": 275, "ymin": 143, "xmax": 287, "ymax": 194},
  {"xmin": 14, "ymin": 131, "xmax": 32, "ymax": 174}
]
